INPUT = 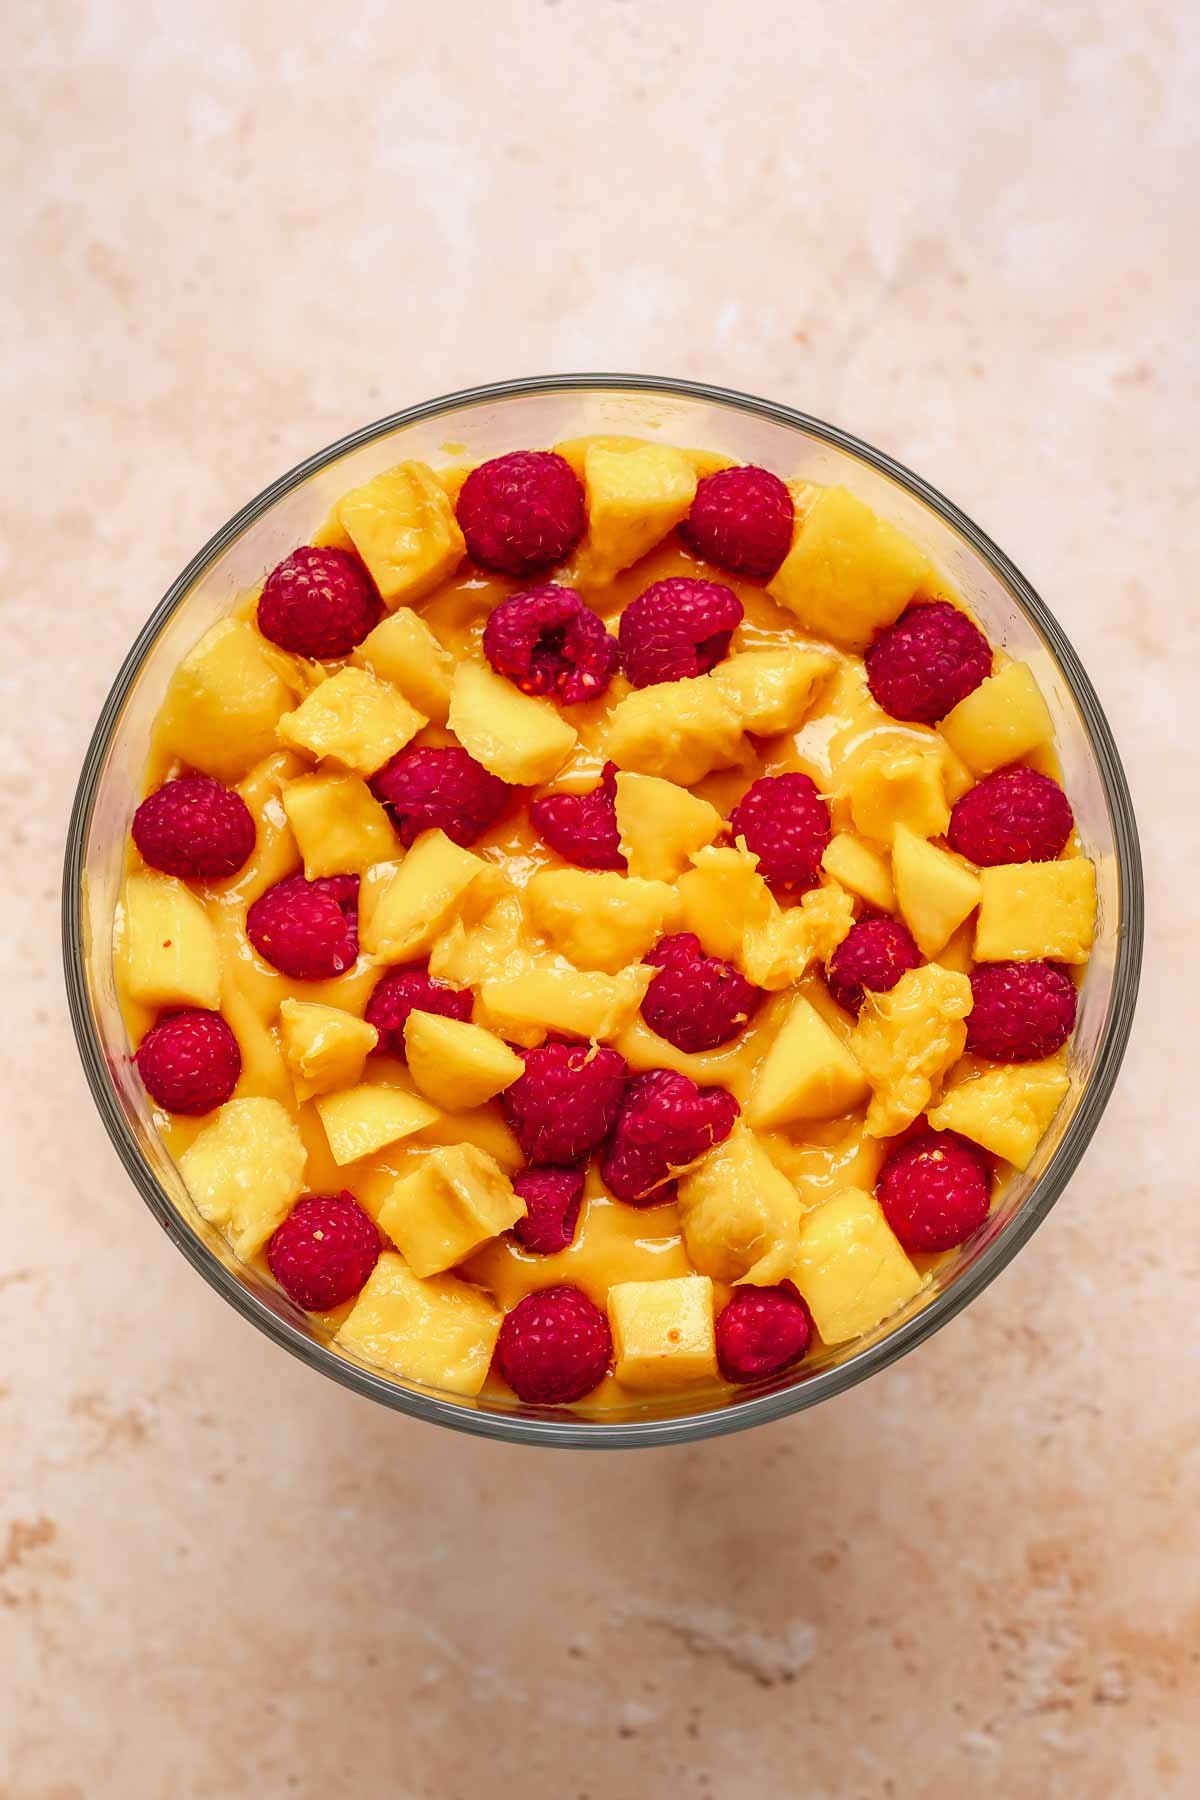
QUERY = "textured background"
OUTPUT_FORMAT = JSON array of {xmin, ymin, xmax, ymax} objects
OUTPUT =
[{"xmin": 4, "ymin": 2, "xmax": 1197, "ymax": 1795}]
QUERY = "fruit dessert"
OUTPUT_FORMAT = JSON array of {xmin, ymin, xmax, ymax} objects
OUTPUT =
[{"xmin": 114, "ymin": 438, "xmax": 1096, "ymax": 1412}]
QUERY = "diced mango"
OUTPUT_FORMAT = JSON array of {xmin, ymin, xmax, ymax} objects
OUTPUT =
[
  {"xmin": 677, "ymin": 845, "xmax": 774, "ymax": 962},
  {"xmin": 554, "ymin": 434, "xmax": 729, "ymax": 483},
  {"xmin": 477, "ymin": 965, "xmax": 653, "ymax": 1048},
  {"xmin": 358, "ymin": 831, "xmax": 497, "ymax": 962},
  {"xmin": 791, "ymin": 1187, "xmax": 923, "ymax": 1344},
  {"xmin": 739, "ymin": 884, "xmax": 856, "ymax": 991},
  {"xmin": 608, "ymin": 1276, "xmax": 717, "ymax": 1390},
  {"xmin": 314, "ymin": 1083, "xmax": 440, "ymax": 1165},
  {"xmin": 281, "ymin": 770, "xmax": 397, "ymax": 877},
  {"xmin": 581, "ymin": 443, "xmax": 697, "ymax": 582},
  {"xmin": 428, "ymin": 894, "xmax": 528, "ymax": 988},
  {"xmin": 403, "ymin": 1013, "xmax": 523, "ymax": 1110},
  {"xmin": 525, "ymin": 870, "xmax": 680, "ymax": 974},
  {"xmin": 377, "ymin": 1144, "xmax": 524, "ymax": 1278},
  {"xmin": 352, "ymin": 607, "xmax": 454, "ymax": 723},
  {"xmin": 928, "ymin": 1057, "xmax": 1071, "ymax": 1171},
  {"xmin": 159, "ymin": 618, "xmax": 297, "ymax": 782},
  {"xmin": 940, "ymin": 662, "xmax": 1053, "ymax": 774},
  {"xmin": 677, "ymin": 1129, "xmax": 802, "ymax": 1285},
  {"xmin": 277, "ymin": 666, "xmax": 425, "ymax": 776},
  {"xmin": 891, "ymin": 823, "xmax": 981, "ymax": 957},
  {"xmin": 851, "ymin": 964, "xmax": 972, "ymax": 1137},
  {"xmin": 120, "ymin": 872, "xmax": 221, "ymax": 1011},
  {"xmin": 614, "ymin": 772, "xmax": 722, "ymax": 883},
  {"xmin": 747, "ymin": 994, "xmax": 870, "ymax": 1128},
  {"xmin": 974, "ymin": 859, "xmax": 1096, "ymax": 964},
  {"xmin": 711, "ymin": 648, "xmax": 833, "ymax": 737},
  {"xmin": 822, "ymin": 832, "xmax": 895, "ymax": 912},
  {"xmin": 278, "ymin": 998, "xmax": 378, "ymax": 1102},
  {"xmin": 337, "ymin": 461, "xmax": 465, "ymax": 605},
  {"xmin": 843, "ymin": 739, "xmax": 950, "ymax": 842},
  {"xmin": 448, "ymin": 662, "xmax": 576, "ymax": 786},
  {"xmin": 767, "ymin": 485, "xmax": 933, "ymax": 652},
  {"xmin": 179, "ymin": 1097, "xmax": 306, "ymax": 1258},
  {"xmin": 336, "ymin": 1253, "xmax": 501, "ymax": 1396},
  {"xmin": 605, "ymin": 674, "xmax": 745, "ymax": 786}
]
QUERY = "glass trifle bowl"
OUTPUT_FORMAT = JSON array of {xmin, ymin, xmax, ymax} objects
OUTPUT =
[{"xmin": 62, "ymin": 375, "xmax": 1143, "ymax": 1448}]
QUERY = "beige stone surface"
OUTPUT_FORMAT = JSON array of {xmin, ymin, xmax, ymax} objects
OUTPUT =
[{"xmin": 3, "ymin": 1, "xmax": 1196, "ymax": 1794}]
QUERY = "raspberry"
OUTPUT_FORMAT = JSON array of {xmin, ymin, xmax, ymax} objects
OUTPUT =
[
  {"xmin": 267, "ymin": 1191, "xmax": 380, "ymax": 1312},
  {"xmin": 826, "ymin": 916, "xmax": 922, "ymax": 1014},
  {"xmin": 132, "ymin": 774, "xmax": 255, "ymax": 881},
  {"xmin": 966, "ymin": 961, "xmax": 1077, "ymax": 1062},
  {"xmin": 502, "ymin": 1042, "xmax": 628, "ymax": 1167},
  {"xmin": 877, "ymin": 1130, "xmax": 991, "ymax": 1252},
  {"xmin": 681, "ymin": 465, "xmax": 795, "ymax": 579},
  {"xmin": 364, "ymin": 965, "xmax": 472, "ymax": 1056},
  {"xmin": 483, "ymin": 583, "xmax": 618, "ymax": 705},
  {"xmin": 948, "ymin": 767, "xmax": 1074, "ymax": 867},
  {"xmin": 601, "ymin": 1068, "xmax": 739, "ymax": 1205},
  {"xmin": 530, "ymin": 761, "xmax": 626, "ymax": 870},
  {"xmin": 728, "ymin": 773, "xmax": 831, "ymax": 889},
  {"xmin": 642, "ymin": 933, "xmax": 765, "ymax": 1053},
  {"xmin": 257, "ymin": 545, "xmax": 379, "ymax": 659},
  {"xmin": 134, "ymin": 1009, "xmax": 241, "ymax": 1114},
  {"xmin": 715, "ymin": 1282, "xmax": 813, "ymax": 1384},
  {"xmin": 371, "ymin": 745, "xmax": 510, "ymax": 847},
  {"xmin": 456, "ymin": 451, "xmax": 585, "ymax": 576},
  {"xmin": 494, "ymin": 1285, "xmax": 612, "ymax": 1404},
  {"xmin": 864, "ymin": 602, "xmax": 991, "ymax": 723},
  {"xmin": 511, "ymin": 1166, "xmax": 585, "ymax": 1255},
  {"xmin": 246, "ymin": 873, "xmax": 358, "ymax": 980},
  {"xmin": 618, "ymin": 577, "xmax": 744, "ymax": 688}
]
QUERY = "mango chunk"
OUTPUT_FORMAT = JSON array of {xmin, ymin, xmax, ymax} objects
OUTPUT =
[
  {"xmin": 526, "ymin": 870, "xmax": 680, "ymax": 973},
  {"xmin": 608, "ymin": 1276, "xmax": 717, "ymax": 1391},
  {"xmin": 928, "ymin": 1057, "xmax": 1071, "ymax": 1171},
  {"xmin": 278, "ymin": 666, "xmax": 425, "ymax": 775},
  {"xmin": 377, "ymin": 1144, "xmax": 524, "ymax": 1278},
  {"xmin": 477, "ymin": 965, "xmax": 653, "ymax": 1048},
  {"xmin": 891, "ymin": 823, "xmax": 981, "ymax": 957},
  {"xmin": 403, "ymin": 1013, "xmax": 523, "ymax": 1110},
  {"xmin": 120, "ymin": 872, "xmax": 221, "ymax": 1011},
  {"xmin": 851, "ymin": 964, "xmax": 972, "ymax": 1138},
  {"xmin": 843, "ymin": 739, "xmax": 950, "ymax": 842},
  {"xmin": 315, "ymin": 1083, "xmax": 440, "ymax": 1165},
  {"xmin": 614, "ymin": 772, "xmax": 722, "ymax": 882},
  {"xmin": 581, "ymin": 443, "xmax": 697, "ymax": 583},
  {"xmin": 358, "ymin": 831, "xmax": 497, "ymax": 962},
  {"xmin": 738, "ymin": 884, "xmax": 856, "ymax": 991},
  {"xmin": 281, "ymin": 770, "xmax": 397, "ymax": 877},
  {"xmin": 940, "ymin": 662, "xmax": 1052, "ymax": 774},
  {"xmin": 748, "ymin": 994, "xmax": 870, "ymax": 1128},
  {"xmin": 711, "ymin": 648, "xmax": 834, "ymax": 737},
  {"xmin": 822, "ymin": 831, "xmax": 895, "ymax": 912},
  {"xmin": 179, "ymin": 1097, "xmax": 306, "ymax": 1258},
  {"xmin": 677, "ymin": 845, "xmax": 774, "ymax": 963},
  {"xmin": 605, "ymin": 674, "xmax": 745, "ymax": 785},
  {"xmin": 278, "ymin": 998, "xmax": 378, "ymax": 1102},
  {"xmin": 767, "ymin": 485, "xmax": 933, "ymax": 652},
  {"xmin": 791, "ymin": 1187, "xmax": 923, "ymax": 1344},
  {"xmin": 677, "ymin": 1129, "xmax": 802, "ymax": 1286},
  {"xmin": 449, "ymin": 662, "xmax": 576, "ymax": 786},
  {"xmin": 337, "ymin": 461, "xmax": 465, "ymax": 605},
  {"xmin": 336, "ymin": 1253, "xmax": 501, "ymax": 1396},
  {"xmin": 974, "ymin": 860, "xmax": 1096, "ymax": 964},
  {"xmin": 352, "ymin": 607, "xmax": 454, "ymax": 724},
  {"xmin": 160, "ymin": 618, "xmax": 297, "ymax": 782},
  {"xmin": 428, "ymin": 894, "xmax": 528, "ymax": 988}
]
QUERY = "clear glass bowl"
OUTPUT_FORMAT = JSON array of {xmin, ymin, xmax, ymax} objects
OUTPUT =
[{"xmin": 62, "ymin": 376, "xmax": 1143, "ymax": 1448}]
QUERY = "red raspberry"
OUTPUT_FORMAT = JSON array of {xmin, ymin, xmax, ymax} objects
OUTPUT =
[
  {"xmin": 267, "ymin": 1191, "xmax": 380, "ymax": 1312},
  {"xmin": 365, "ymin": 965, "xmax": 472, "ymax": 1056},
  {"xmin": 601, "ymin": 1068, "xmax": 739, "ymax": 1205},
  {"xmin": 257, "ymin": 545, "xmax": 379, "ymax": 659},
  {"xmin": 530, "ymin": 761, "xmax": 626, "ymax": 870},
  {"xmin": 483, "ymin": 583, "xmax": 618, "ymax": 705},
  {"xmin": 246, "ymin": 873, "xmax": 358, "ymax": 979},
  {"xmin": 826, "ymin": 916, "xmax": 922, "ymax": 1014},
  {"xmin": 877, "ymin": 1130, "xmax": 991, "ymax": 1252},
  {"xmin": 511, "ymin": 1166, "xmax": 585, "ymax": 1255},
  {"xmin": 642, "ymin": 933, "xmax": 765, "ymax": 1053},
  {"xmin": 966, "ymin": 961, "xmax": 1077, "ymax": 1062},
  {"xmin": 715, "ymin": 1281, "xmax": 813, "ymax": 1384},
  {"xmin": 371, "ymin": 745, "xmax": 510, "ymax": 848},
  {"xmin": 134, "ymin": 1009, "xmax": 241, "ymax": 1114},
  {"xmin": 681, "ymin": 465, "xmax": 795, "ymax": 579},
  {"xmin": 618, "ymin": 577, "xmax": 744, "ymax": 688},
  {"xmin": 502, "ymin": 1042, "xmax": 628, "ymax": 1167},
  {"xmin": 495, "ymin": 1285, "xmax": 612, "ymax": 1404},
  {"xmin": 865, "ymin": 602, "xmax": 991, "ymax": 723},
  {"xmin": 132, "ymin": 774, "xmax": 255, "ymax": 881},
  {"xmin": 456, "ymin": 451, "xmax": 585, "ymax": 576},
  {"xmin": 948, "ymin": 767, "xmax": 1074, "ymax": 867},
  {"xmin": 728, "ymin": 773, "xmax": 831, "ymax": 889}
]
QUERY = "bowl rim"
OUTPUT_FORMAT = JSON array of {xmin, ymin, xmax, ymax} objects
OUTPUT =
[{"xmin": 62, "ymin": 372, "xmax": 1144, "ymax": 1449}]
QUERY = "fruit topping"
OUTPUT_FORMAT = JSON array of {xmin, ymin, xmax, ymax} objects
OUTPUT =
[
  {"xmin": 267, "ymin": 1191, "xmax": 380, "ymax": 1311},
  {"xmin": 601, "ymin": 1068, "xmax": 739, "ymax": 1204},
  {"xmin": 502, "ymin": 1042, "xmax": 628, "ymax": 1167},
  {"xmin": 826, "ymin": 916, "xmax": 922, "ymax": 1015},
  {"xmin": 456, "ymin": 451, "xmax": 585, "ymax": 575},
  {"xmin": 864, "ymin": 601, "xmax": 991, "ymax": 723},
  {"xmin": 966, "ymin": 960, "xmax": 1077, "ymax": 1061},
  {"xmin": 132, "ymin": 774, "xmax": 255, "ymax": 881},
  {"xmin": 681, "ymin": 464, "xmax": 795, "ymax": 579},
  {"xmin": 530, "ymin": 760, "xmax": 626, "ymax": 870},
  {"xmin": 642, "ymin": 932, "xmax": 765, "ymax": 1052},
  {"xmin": 876, "ymin": 1129, "xmax": 991, "ymax": 1252},
  {"xmin": 245, "ymin": 873, "xmax": 359, "ymax": 979},
  {"xmin": 371, "ymin": 744, "xmax": 510, "ymax": 848},
  {"xmin": 511, "ymin": 1166, "xmax": 586, "ymax": 1255},
  {"xmin": 135, "ymin": 1008, "xmax": 241, "ymax": 1114},
  {"xmin": 257, "ymin": 545, "xmax": 379, "ymax": 659},
  {"xmin": 715, "ymin": 1281, "xmax": 814, "ymax": 1384},
  {"xmin": 947, "ymin": 767, "xmax": 1074, "ymax": 867},
  {"xmin": 618, "ymin": 576, "xmax": 743, "ymax": 688},
  {"xmin": 364, "ymin": 964, "xmax": 473, "ymax": 1056},
  {"xmin": 483, "ymin": 582, "xmax": 618, "ymax": 704},
  {"xmin": 728, "ymin": 772, "xmax": 831, "ymax": 889},
  {"xmin": 494, "ymin": 1284, "xmax": 612, "ymax": 1403}
]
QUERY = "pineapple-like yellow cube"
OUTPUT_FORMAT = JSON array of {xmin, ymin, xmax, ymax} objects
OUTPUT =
[
  {"xmin": 403, "ymin": 1013, "xmax": 523, "ymax": 1110},
  {"xmin": 179, "ymin": 1097, "xmax": 307, "ymax": 1258},
  {"xmin": 767, "ymin": 485, "xmax": 933, "ymax": 652},
  {"xmin": 843, "ymin": 739, "xmax": 950, "ymax": 842},
  {"xmin": 281, "ymin": 771, "xmax": 397, "ymax": 877},
  {"xmin": 159, "ymin": 619, "xmax": 297, "ymax": 782},
  {"xmin": 277, "ymin": 666, "xmax": 425, "ymax": 776},
  {"xmin": 278, "ymin": 998, "xmax": 378, "ymax": 1102},
  {"xmin": 337, "ymin": 461, "xmax": 465, "ymax": 605},
  {"xmin": 791, "ymin": 1187, "xmax": 923, "ymax": 1344},
  {"xmin": 851, "ymin": 964, "xmax": 972, "ymax": 1137},
  {"xmin": 677, "ymin": 845, "xmax": 775, "ymax": 962},
  {"xmin": 677, "ymin": 1129, "xmax": 802, "ymax": 1285},
  {"xmin": 891, "ymin": 822, "xmax": 981, "ymax": 957},
  {"xmin": 822, "ymin": 832, "xmax": 895, "ymax": 912},
  {"xmin": 336, "ymin": 1253, "xmax": 501, "ymax": 1396},
  {"xmin": 613, "ymin": 772, "xmax": 722, "ymax": 882},
  {"xmin": 525, "ymin": 870, "xmax": 680, "ymax": 973},
  {"xmin": 608, "ymin": 1276, "xmax": 716, "ymax": 1391},
  {"xmin": 120, "ymin": 872, "xmax": 221, "ymax": 1010},
  {"xmin": 748, "ymin": 994, "xmax": 870, "ymax": 1128},
  {"xmin": 711, "ymin": 648, "xmax": 834, "ymax": 737},
  {"xmin": 477, "ymin": 965, "xmax": 653, "ymax": 1048},
  {"xmin": 928, "ymin": 1057, "xmax": 1071, "ymax": 1171},
  {"xmin": 581, "ymin": 443, "xmax": 697, "ymax": 583},
  {"xmin": 940, "ymin": 662, "xmax": 1052, "ymax": 774},
  {"xmin": 974, "ymin": 859, "xmax": 1096, "ymax": 964},
  {"xmin": 358, "ymin": 831, "xmax": 497, "ymax": 961},
  {"xmin": 739, "ymin": 884, "xmax": 856, "ymax": 991},
  {"xmin": 427, "ymin": 894, "xmax": 527, "ymax": 988},
  {"xmin": 352, "ymin": 606, "xmax": 454, "ymax": 724},
  {"xmin": 448, "ymin": 662, "xmax": 577, "ymax": 785},
  {"xmin": 377, "ymin": 1144, "xmax": 524, "ymax": 1278},
  {"xmin": 605, "ymin": 675, "xmax": 745, "ymax": 786},
  {"xmin": 314, "ymin": 1082, "xmax": 440, "ymax": 1165},
  {"xmin": 554, "ymin": 433, "xmax": 729, "ymax": 483}
]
